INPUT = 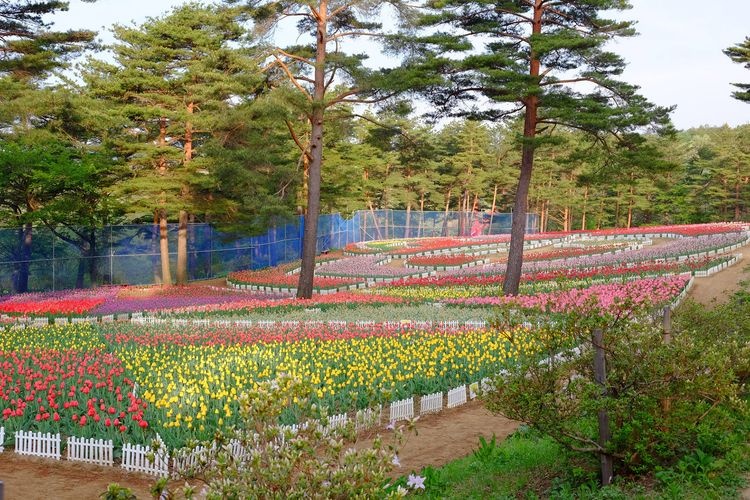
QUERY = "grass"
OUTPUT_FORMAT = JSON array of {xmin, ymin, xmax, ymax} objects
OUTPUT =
[
  {"xmin": 393, "ymin": 290, "xmax": 750, "ymax": 498},
  {"xmin": 394, "ymin": 426, "xmax": 750, "ymax": 499}
]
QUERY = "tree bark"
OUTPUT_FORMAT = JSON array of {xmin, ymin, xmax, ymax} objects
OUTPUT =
[
  {"xmin": 159, "ymin": 209, "xmax": 172, "ymax": 286},
  {"xmin": 15, "ymin": 223, "xmax": 33, "ymax": 293},
  {"xmin": 184, "ymin": 102, "xmax": 194, "ymax": 163},
  {"xmin": 581, "ymin": 186, "xmax": 589, "ymax": 230},
  {"xmin": 176, "ymin": 210, "xmax": 188, "ymax": 285},
  {"xmin": 419, "ymin": 193, "xmax": 425, "ymax": 237},
  {"xmin": 503, "ymin": 0, "xmax": 542, "ymax": 296},
  {"xmin": 735, "ymin": 165, "xmax": 741, "ymax": 221},
  {"xmin": 297, "ymin": 1, "xmax": 328, "ymax": 299},
  {"xmin": 152, "ymin": 211, "xmax": 162, "ymax": 285},
  {"xmin": 593, "ymin": 328, "xmax": 614, "ymax": 486},
  {"xmin": 489, "ymin": 184, "xmax": 498, "ymax": 234},
  {"xmin": 87, "ymin": 229, "xmax": 99, "ymax": 286},
  {"xmin": 405, "ymin": 203, "xmax": 412, "ymax": 239},
  {"xmin": 442, "ymin": 189, "xmax": 452, "ymax": 236}
]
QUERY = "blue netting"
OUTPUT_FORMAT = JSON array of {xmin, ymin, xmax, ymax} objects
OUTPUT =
[{"xmin": 0, "ymin": 210, "xmax": 538, "ymax": 293}]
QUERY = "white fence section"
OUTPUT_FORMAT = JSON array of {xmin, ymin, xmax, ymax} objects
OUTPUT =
[
  {"xmin": 172, "ymin": 444, "xmax": 211, "ymax": 474},
  {"xmin": 0, "ymin": 426, "xmax": 4, "ymax": 453},
  {"xmin": 389, "ymin": 397, "xmax": 414, "ymax": 422},
  {"xmin": 419, "ymin": 392, "xmax": 443, "ymax": 415},
  {"xmin": 121, "ymin": 434, "xmax": 169, "ymax": 477},
  {"xmin": 447, "ymin": 385, "xmax": 468, "ymax": 408},
  {"xmin": 324, "ymin": 413, "xmax": 348, "ymax": 435},
  {"xmin": 355, "ymin": 406, "xmax": 381, "ymax": 431},
  {"xmin": 67, "ymin": 436, "xmax": 113, "ymax": 466},
  {"xmin": 14, "ymin": 430, "xmax": 61, "ymax": 459}
]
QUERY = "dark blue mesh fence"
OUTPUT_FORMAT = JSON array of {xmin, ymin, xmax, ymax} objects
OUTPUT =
[{"xmin": 0, "ymin": 210, "xmax": 538, "ymax": 293}]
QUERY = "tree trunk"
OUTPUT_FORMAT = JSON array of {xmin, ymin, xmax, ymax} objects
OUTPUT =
[
  {"xmin": 75, "ymin": 255, "xmax": 86, "ymax": 289},
  {"xmin": 614, "ymin": 191, "xmax": 621, "ymax": 228},
  {"xmin": 88, "ymin": 230, "xmax": 99, "ymax": 286},
  {"xmin": 184, "ymin": 102, "xmax": 194, "ymax": 163},
  {"xmin": 503, "ymin": 0, "xmax": 542, "ymax": 296},
  {"xmin": 596, "ymin": 199, "xmax": 605, "ymax": 230},
  {"xmin": 15, "ymin": 223, "xmax": 33, "ymax": 293},
  {"xmin": 188, "ymin": 213, "xmax": 199, "ymax": 279},
  {"xmin": 297, "ymin": 1, "xmax": 328, "ymax": 299},
  {"xmin": 735, "ymin": 166, "xmax": 741, "ymax": 221},
  {"xmin": 442, "ymin": 189, "xmax": 452, "ymax": 236},
  {"xmin": 368, "ymin": 201, "xmax": 383, "ymax": 240},
  {"xmin": 489, "ymin": 184, "xmax": 498, "ymax": 234},
  {"xmin": 593, "ymin": 328, "xmax": 614, "ymax": 486},
  {"xmin": 581, "ymin": 186, "xmax": 589, "ymax": 230},
  {"xmin": 176, "ymin": 210, "xmax": 188, "ymax": 285},
  {"xmin": 419, "ymin": 193, "xmax": 425, "ymax": 237},
  {"xmin": 152, "ymin": 211, "xmax": 162, "ymax": 285},
  {"xmin": 159, "ymin": 210, "xmax": 172, "ymax": 286},
  {"xmin": 405, "ymin": 203, "xmax": 412, "ymax": 239}
]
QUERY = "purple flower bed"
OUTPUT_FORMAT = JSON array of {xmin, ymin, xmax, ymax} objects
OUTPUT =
[
  {"xmin": 447, "ymin": 233, "xmax": 747, "ymax": 278},
  {"xmin": 90, "ymin": 290, "xmax": 287, "ymax": 315},
  {"xmin": 315, "ymin": 255, "xmax": 421, "ymax": 278}
]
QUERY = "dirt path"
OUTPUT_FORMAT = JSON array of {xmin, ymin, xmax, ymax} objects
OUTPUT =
[
  {"xmin": 687, "ymin": 248, "xmax": 749, "ymax": 306},
  {"xmin": 359, "ymin": 400, "xmax": 519, "ymax": 475},
  {"xmin": 0, "ymin": 402, "xmax": 516, "ymax": 499},
  {"xmin": 0, "ymin": 453, "xmax": 156, "ymax": 499}
]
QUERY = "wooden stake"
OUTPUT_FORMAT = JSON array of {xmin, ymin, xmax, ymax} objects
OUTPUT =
[{"xmin": 593, "ymin": 328, "xmax": 613, "ymax": 485}]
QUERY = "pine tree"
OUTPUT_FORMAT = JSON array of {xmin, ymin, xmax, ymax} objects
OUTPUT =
[
  {"xmin": 82, "ymin": 3, "xmax": 264, "ymax": 285},
  {"xmin": 724, "ymin": 37, "xmax": 750, "ymax": 102},
  {"xmin": 0, "ymin": 0, "xmax": 95, "ymax": 79},
  {"xmin": 392, "ymin": 0, "xmax": 673, "ymax": 295},
  {"xmin": 229, "ymin": 0, "xmax": 415, "ymax": 298}
]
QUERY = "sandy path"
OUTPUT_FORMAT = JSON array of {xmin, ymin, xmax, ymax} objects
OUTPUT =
[
  {"xmin": 0, "ymin": 402, "xmax": 517, "ymax": 499},
  {"xmin": 0, "ymin": 453, "xmax": 156, "ymax": 499},
  {"xmin": 687, "ymin": 247, "xmax": 749, "ymax": 306},
  {"xmin": 358, "ymin": 400, "xmax": 519, "ymax": 475}
]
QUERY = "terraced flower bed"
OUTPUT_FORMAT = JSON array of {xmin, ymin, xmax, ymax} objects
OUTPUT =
[{"xmin": 0, "ymin": 222, "xmax": 746, "ymax": 459}]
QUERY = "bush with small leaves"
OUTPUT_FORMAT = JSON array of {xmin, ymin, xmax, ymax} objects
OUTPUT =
[{"xmin": 167, "ymin": 374, "xmax": 406, "ymax": 499}]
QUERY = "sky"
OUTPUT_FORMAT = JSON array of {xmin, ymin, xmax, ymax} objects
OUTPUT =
[{"xmin": 50, "ymin": 0, "xmax": 750, "ymax": 131}]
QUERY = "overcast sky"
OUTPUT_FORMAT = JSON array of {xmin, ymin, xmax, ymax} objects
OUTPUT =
[{"xmin": 51, "ymin": 0, "xmax": 750, "ymax": 131}]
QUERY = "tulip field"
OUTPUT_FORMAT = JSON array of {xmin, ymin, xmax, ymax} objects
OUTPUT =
[{"xmin": 0, "ymin": 223, "xmax": 747, "ymax": 457}]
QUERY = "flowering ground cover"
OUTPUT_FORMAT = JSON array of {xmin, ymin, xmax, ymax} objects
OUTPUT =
[
  {"xmin": 376, "ymin": 256, "xmax": 730, "ymax": 300},
  {"xmin": 315, "ymin": 255, "xmax": 424, "ymax": 278},
  {"xmin": 228, "ymin": 259, "xmax": 360, "ymax": 290},
  {"xmin": 445, "ymin": 275, "xmax": 691, "ymax": 313},
  {"xmin": 0, "ymin": 223, "xmax": 745, "ymax": 457},
  {"xmin": 0, "ymin": 325, "xmax": 149, "ymax": 450},
  {"xmin": 0, "ymin": 321, "xmax": 544, "ymax": 449},
  {"xmin": 0, "ymin": 286, "xmax": 285, "ymax": 317},
  {"xmin": 405, "ymin": 254, "xmax": 485, "ymax": 268}
]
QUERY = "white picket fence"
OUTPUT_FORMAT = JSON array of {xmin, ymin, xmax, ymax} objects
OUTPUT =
[
  {"xmin": 420, "ymin": 392, "xmax": 443, "ymax": 415},
  {"xmin": 447, "ymin": 385, "xmax": 468, "ymax": 408},
  {"xmin": 67, "ymin": 436, "xmax": 113, "ymax": 466},
  {"xmin": 389, "ymin": 397, "xmax": 415, "ymax": 421},
  {"xmin": 355, "ymin": 406, "xmax": 382, "ymax": 431},
  {"xmin": 121, "ymin": 434, "xmax": 169, "ymax": 477},
  {"xmin": 14, "ymin": 430, "xmax": 61, "ymax": 459},
  {"xmin": 0, "ymin": 426, "xmax": 4, "ymax": 453}
]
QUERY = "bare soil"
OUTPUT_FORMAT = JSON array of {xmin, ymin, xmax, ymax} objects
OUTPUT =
[
  {"xmin": 0, "ymin": 249, "xmax": 746, "ymax": 499},
  {"xmin": 688, "ymin": 247, "xmax": 749, "ymax": 306}
]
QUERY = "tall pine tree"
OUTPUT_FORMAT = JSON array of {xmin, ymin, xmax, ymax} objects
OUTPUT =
[
  {"xmin": 229, "ymin": 0, "xmax": 415, "ymax": 298},
  {"xmin": 725, "ymin": 37, "xmax": 750, "ymax": 102},
  {"xmin": 392, "ymin": 0, "xmax": 673, "ymax": 295}
]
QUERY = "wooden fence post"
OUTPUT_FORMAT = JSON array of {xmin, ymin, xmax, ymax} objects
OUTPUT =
[
  {"xmin": 662, "ymin": 307, "xmax": 672, "ymax": 414},
  {"xmin": 593, "ymin": 327, "xmax": 613, "ymax": 486}
]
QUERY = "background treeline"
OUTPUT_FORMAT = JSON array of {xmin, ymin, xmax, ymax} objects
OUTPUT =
[{"xmin": 0, "ymin": 2, "xmax": 748, "ymax": 259}]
